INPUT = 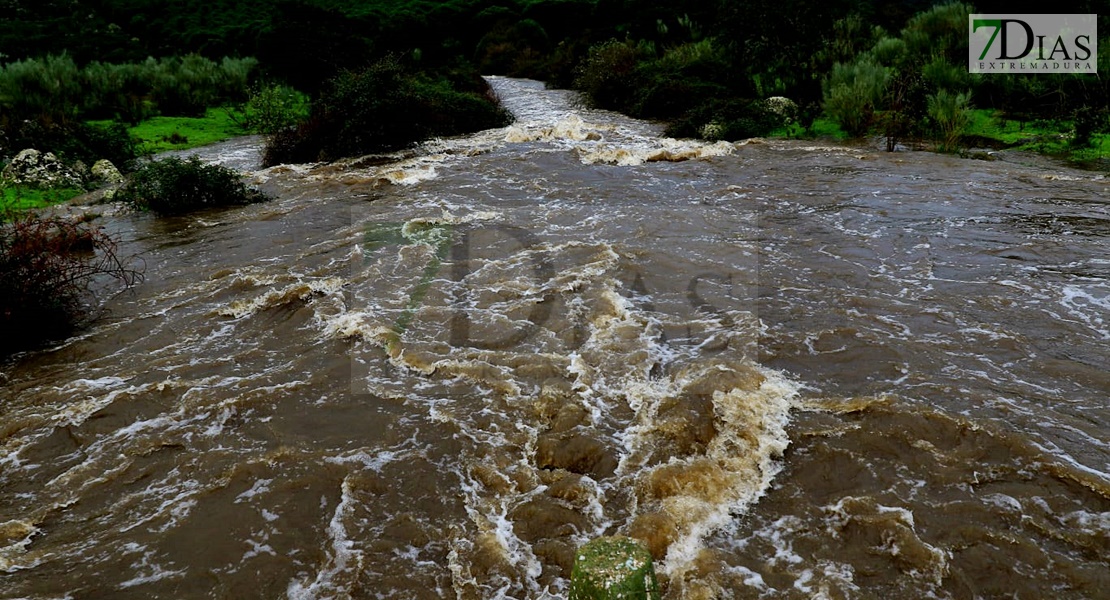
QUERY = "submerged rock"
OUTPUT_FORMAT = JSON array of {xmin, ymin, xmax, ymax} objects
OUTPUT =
[{"xmin": 570, "ymin": 536, "xmax": 661, "ymax": 600}]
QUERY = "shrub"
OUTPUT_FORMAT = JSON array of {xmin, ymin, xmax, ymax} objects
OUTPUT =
[
  {"xmin": 237, "ymin": 84, "xmax": 310, "ymax": 134},
  {"xmin": 81, "ymin": 60, "xmax": 157, "ymax": 123},
  {"xmin": 149, "ymin": 55, "xmax": 256, "ymax": 117},
  {"xmin": 574, "ymin": 39, "xmax": 652, "ymax": 113},
  {"xmin": 632, "ymin": 40, "xmax": 730, "ymax": 119},
  {"xmin": 115, "ymin": 156, "xmax": 269, "ymax": 215},
  {"xmin": 475, "ymin": 19, "xmax": 552, "ymax": 76},
  {"xmin": 1072, "ymin": 105, "xmax": 1108, "ymax": 147},
  {"xmin": 823, "ymin": 57, "xmax": 889, "ymax": 136},
  {"xmin": 262, "ymin": 57, "xmax": 511, "ymax": 165},
  {"xmin": 0, "ymin": 212, "xmax": 140, "ymax": 355},
  {"xmin": 927, "ymin": 89, "xmax": 971, "ymax": 152},
  {"xmin": 0, "ymin": 54, "xmax": 82, "ymax": 125},
  {"xmin": 665, "ymin": 98, "xmax": 783, "ymax": 140}
]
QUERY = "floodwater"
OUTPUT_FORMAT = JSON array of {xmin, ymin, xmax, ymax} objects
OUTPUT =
[{"xmin": 1, "ymin": 78, "xmax": 1107, "ymax": 599}]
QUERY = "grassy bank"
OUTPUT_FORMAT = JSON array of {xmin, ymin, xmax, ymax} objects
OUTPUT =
[
  {"xmin": 90, "ymin": 107, "xmax": 248, "ymax": 155},
  {"xmin": 2, "ymin": 108, "xmax": 248, "ymax": 215},
  {"xmin": 963, "ymin": 109, "xmax": 1110, "ymax": 164},
  {"xmin": 0, "ymin": 186, "xmax": 86, "ymax": 214}
]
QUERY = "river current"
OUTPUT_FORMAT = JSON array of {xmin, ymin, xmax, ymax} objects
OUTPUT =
[{"xmin": 1, "ymin": 78, "xmax": 1107, "ymax": 599}]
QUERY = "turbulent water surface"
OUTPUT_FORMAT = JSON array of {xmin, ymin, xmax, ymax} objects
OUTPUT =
[{"xmin": 1, "ymin": 78, "xmax": 1108, "ymax": 599}]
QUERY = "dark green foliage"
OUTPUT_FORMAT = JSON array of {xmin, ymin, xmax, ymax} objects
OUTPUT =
[
  {"xmin": 263, "ymin": 58, "xmax": 512, "ymax": 165},
  {"xmin": 573, "ymin": 40, "xmax": 651, "ymax": 114},
  {"xmin": 0, "ymin": 54, "xmax": 257, "ymax": 125},
  {"xmin": 1, "ymin": 0, "xmax": 1106, "ymax": 158},
  {"xmin": 234, "ymin": 84, "xmax": 310, "ymax": 135},
  {"xmin": 0, "ymin": 212, "xmax": 141, "ymax": 355},
  {"xmin": 1073, "ymin": 106, "xmax": 1109, "ymax": 148},
  {"xmin": 0, "ymin": 54, "xmax": 82, "ymax": 126},
  {"xmin": 0, "ymin": 120, "xmax": 137, "ymax": 175},
  {"xmin": 475, "ymin": 19, "xmax": 552, "ymax": 76},
  {"xmin": 69, "ymin": 123, "xmax": 139, "ymax": 173},
  {"xmin": 116, "ymin": 156, "xmax": 269, "ymax": 215},
  {"xmin": 149, "ymin": 55, "xmax": 257, "ymax": 117},
  {"xmin": 717, "ymin": 0, "xmax": 860, "ymax": 105},
  {"xmin": 256, "ymin": 1, "xmax": 378, "ymax": 94},
  {"xmin": 665, "ymin": 98, "xmax": 785, "ymax": 141}
]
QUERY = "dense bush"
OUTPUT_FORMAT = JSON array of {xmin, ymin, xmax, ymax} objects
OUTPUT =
[
  {"xmin": 0, "ymin": 54, "xmax": 82, "ymax": 126},
  {"xmin": 0, "ymin": 212, "xmax": 141, "ymax": 355},
  {"xmin": 115, "ymin": 156, "xmax": 269, "ymax": 215},
  {"xmin": 255, "ymin": 1, "xmax": 378, "ymax": 95},
  {"xmin": 665, "ymin": 98, "xmax": 785, "ymax": 141},
  {"xmin": 573, "ymin": 39, "xmax": 652, "ymax": 114},
  {"xmin": 263, "ymin": 58, "xmax": 512, "ymax": 165},
  {"xmin": 235, "ymin": 84, "xmax": 310, "ymax": 135},
  {"xmin": 823, "ymin": 58, "xmax": 889, "ymax": 136},
  {"xmin": 147, "ymin": 55, "xmax": 256, "ymax": 117},
  {"xmin": 926, "ymin": 89, "xmax": 971, "ymax": 152},
  {"xmin": 0, "ymin": 54, "xmax": 257, "ymax": 126},
  {"xmin": 633, "ymin": 40, "xmax": 731, "ymax": 119},
  {"xmin": 474, "ymin": 19, "xmax": 551, "ymax": 76},
  {"xmin": 1072, "ymin": 106, "xmax": 1109, "ymax": 148}
]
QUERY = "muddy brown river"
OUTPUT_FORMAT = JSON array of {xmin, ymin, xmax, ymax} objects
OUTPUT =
[{"xmin": 1, "ymin": 78, "xmax": 1107, "ymax": 599}]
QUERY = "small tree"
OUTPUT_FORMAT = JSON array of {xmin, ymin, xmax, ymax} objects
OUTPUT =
[
  {"xmin": 236, "ymin": 84, "xmax": 310, "ymax": 134},
  {"xmin": 927, "ymin": 89, "xmax": 971, "ymax": 152},
  {"xmin": 823, "ymin": 57, "xmax": 889, "ymax": 136}
]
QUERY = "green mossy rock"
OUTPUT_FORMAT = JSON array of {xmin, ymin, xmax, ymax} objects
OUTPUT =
[{"xmin": 569, "ymin": 537, "xmax": 661, "ymax": 600}]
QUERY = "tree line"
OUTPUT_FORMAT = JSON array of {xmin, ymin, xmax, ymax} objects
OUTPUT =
[{"xmin": 2, "ymin": 0, "xmax": 1108, "ymax": 161}]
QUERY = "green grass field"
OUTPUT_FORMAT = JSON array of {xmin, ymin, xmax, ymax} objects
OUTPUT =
[
  {"xmin": 128, "ymin": 107, "xmax": 249, "ymax": 154},
  {"xmin": 963, "ymin": 108, "xmax": 1109, "ymax": 163},
  {"xmin": 91, "ymin": 107, "xmax": 249, "ymax": 155},
  {"xmin": 0, "ymin": 186, "xmax": 85, "ymax": 214}
]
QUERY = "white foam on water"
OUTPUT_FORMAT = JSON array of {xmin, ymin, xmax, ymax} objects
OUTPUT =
[
  {"xmin": 217, "ymin": 276, "xmax": 345, "ymax": 319},
  {"xmin": 234, "ymin": 478, "xmax": 274, "ymax": 503},
  {"xmin": 0, "ymin": 520, "xmax": 40, "ymax": 571},
  {"xmin": 792, "ymin": 561, "xmax": 861, "ymax": 599},
  {"xmin": 1058, "ymin": 283, "xmax": 1110, "ymax": 340},
  {"xmin": 574, "ymin": 139, "xmax": 734, "ymax": 167},
  {"xmin": 117, "ymin": 544, "xmax": 187, "ymax": 589},
  {"xmin": 286, "ymin": 475, "xmax": 363, "ymax": 600}
]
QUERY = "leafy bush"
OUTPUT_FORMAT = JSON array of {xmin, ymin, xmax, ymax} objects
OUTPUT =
[
  {"xmin": 115, "ymin": 156, "xmax": 269, "ymax": 214},
  {"xmin": 1072, "ymin": 106, "xmax": 1108, "ymax": 148},
  {"xmin": 573, "ymin": 39, "xmax": 652, "ymax": 113},
  {"xmin": 1, "ymin": 54, "xmax": 257, "ymax": 127},
  {"xmin": 0, "ymin": 54, "xmax": 82, "ymax": 125},
  {"xmin": 666, "ymin": 97, "xmax": 784, "ymax": 141},
  {"xmin": 81, "ymin": 60, "xmax": 158, "ymax": 123},
  {"xmin": 237, "ymin": 84, "xmax": 310, "ymax": 134},
  {"xmin": 926, "ymin": 89, "xmax": 971, "ymax": 152},
  {"xmin": 632, "ymin": 40, "xmax": 730, "ymax": 119},
  {"xmin": 0, "ymin": 212, "xmax": 140, "ymax": 355},
  {"xmin": 823, "ymin": 58, "xmax": 889, "ymax": 136},
  {"xmin": 150, "ymin": 55, "xmax": 256, "ymax": 117},
  {"xmin": 262, "ymin": 57, "xmax": 511, "ymax": 165}
]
